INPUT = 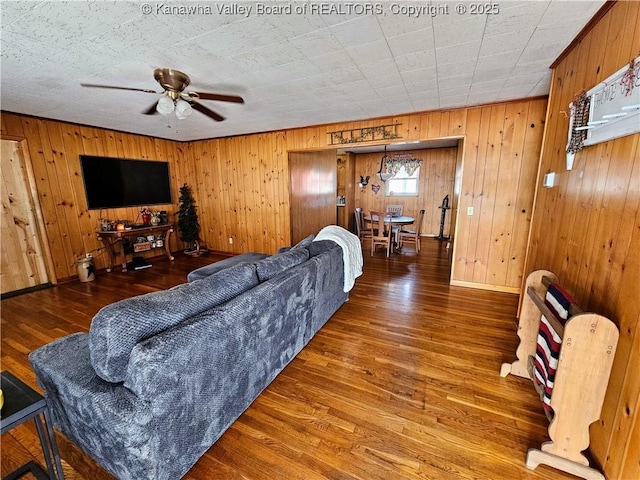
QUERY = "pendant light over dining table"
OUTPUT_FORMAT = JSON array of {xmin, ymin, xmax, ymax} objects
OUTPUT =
[
  {"xmin": 376, "ymin": 145, "xmax": 394, "ymax": 182},
  {"xmin": 376, "ymin": 145, "xmax": 423, "ymax": 182}
]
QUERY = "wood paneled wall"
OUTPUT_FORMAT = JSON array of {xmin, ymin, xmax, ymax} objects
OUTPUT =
[
  {"xmin": 289, "ymin": 150, "xmax": 337, "ymax": 244},
  {"xmin": 185, "ymin": 132, "xmax": 290, "ymax": 255},
  {"xmin": 1, "ymin": 97, "xmax": 546, "ymax": 291},
  {"xmin": 525, "ymin": 2, "xmax": 640, "ymax": 479},
  {"xmin": 0, "ymin": 115, "xmax": 183, "ymax": 280},
  {"xmin": 283, "ymin": 101, "xmax": 546, "ymax": 292},
  {"xmin": 184, "ymin": 98, "xmax": 544, "ymax": 294},
  {"xmin": 353, "ymin": 147, "xmax": 457, "ymax": 237}
]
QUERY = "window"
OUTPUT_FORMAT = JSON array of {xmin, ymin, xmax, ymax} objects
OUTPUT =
[{"xmin": 386, "ymin": 165, "xmax": 420, "ymax": 196}]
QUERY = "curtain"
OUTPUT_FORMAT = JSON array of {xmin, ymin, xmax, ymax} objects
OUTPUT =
[{"xmin": 383, "ymin": 154, "xmax": 422, "ymax": 177}]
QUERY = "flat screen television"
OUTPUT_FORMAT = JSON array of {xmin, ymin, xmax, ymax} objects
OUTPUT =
[{"xmin": 80, "ymin": 155, "xmax": 172, "ymax": 210}]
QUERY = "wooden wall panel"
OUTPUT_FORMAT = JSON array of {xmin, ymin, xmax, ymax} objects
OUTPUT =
[
  {"xmin": 443, "ymin": 101, "xmax": 544, "ymax": 292},
  {"xmin": 353, "ymin": 147, "xmax": 457, "ymax": 236},
  {"xmin": 2, "ymin": 96, "xmax": 545, "ymax": 288},
  {"xmin": 289, "ymin": 150, "xmax": 337, "ymax": 244},
  {"xmin": 186, "ymin": 132, "xmax": 290, "ymax": 254},
  {"xmin": 1, "ymin": 115, "xmax": 181, "ymax": 280},
  {"xmin": 525, "ymin": 2, "xmax": 640, "ymax": 478},
  {"xmin": 473, "ymin": 104, "xmax": 506, "ymax": 284}
]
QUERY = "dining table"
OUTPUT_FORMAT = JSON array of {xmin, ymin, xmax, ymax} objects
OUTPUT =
[{"xmin": 364, "ymin": 214, "xmax": 415, "ymax": 251}]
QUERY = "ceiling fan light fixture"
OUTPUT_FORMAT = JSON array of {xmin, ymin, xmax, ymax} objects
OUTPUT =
[
  {"xmin": 81, "ymin": 68, "xmax": 244, "ymax": 123},
  {"xmin": 174, "ymin": 98, "xmax": 193, "ymax": 119},
  {"xmin": 156, "ymin": 95, "xmax": 175, "ymax": 115}
]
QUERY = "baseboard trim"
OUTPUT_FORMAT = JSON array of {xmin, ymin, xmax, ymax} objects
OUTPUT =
[
  {"xmin": 1, "ymin": 282, "xmax": 54, "ymax": 300},
  {"xmin": 450, "ymin": 280, "xmax": 519, "ymax": 294}
]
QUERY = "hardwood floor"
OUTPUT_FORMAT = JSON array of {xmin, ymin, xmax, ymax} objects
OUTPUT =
[{"xmin": 1, "ymin": 240, "xmax": 580, "ymax": 480}]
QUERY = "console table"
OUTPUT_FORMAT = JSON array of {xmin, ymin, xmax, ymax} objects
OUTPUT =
[
  {"xmin": 97, "ymin": 224, "xmax": 175, "ymax": 272},
  {"xmin": 1, "ymin": 370, "xmax": 65, "ymax": 480}
]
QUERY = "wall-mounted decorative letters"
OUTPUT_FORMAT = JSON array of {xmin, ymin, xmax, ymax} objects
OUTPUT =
[{"xmin": 327, "ymin": 124, "xmax": 401, "ymax": 145}]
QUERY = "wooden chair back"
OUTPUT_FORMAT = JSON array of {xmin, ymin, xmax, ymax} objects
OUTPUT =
[
  {"xmin": 386, "ymin": 205, "xmax": 403, "ymax": 216},
  {"xmin": 399, "ymin": 209, "xmax": 425, "ymax": 252},
  {"xmin": 370, "ymin": 211, "xmax": 392, "ymax": 257},
  {"xmin": 354, "ymin": 207, "xmax": 372, "ymax": 241}
]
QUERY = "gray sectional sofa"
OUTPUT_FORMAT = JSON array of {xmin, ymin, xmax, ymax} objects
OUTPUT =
[{"xmin": 29, "ymin": 235, "xmax": 353, "ymax": 480}]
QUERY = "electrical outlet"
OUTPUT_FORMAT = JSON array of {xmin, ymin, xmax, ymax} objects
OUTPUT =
[
  {"xmin": 228, "ymin": 237, "xmax": 233, "ymax": 244},
  {"xmin": 467, "ymin": 206, "xmax": 474, "ymax": 216}
]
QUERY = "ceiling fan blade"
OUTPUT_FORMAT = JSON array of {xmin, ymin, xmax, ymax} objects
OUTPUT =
[
  {"xmin": 142, "ymin": 101, "xmax": 159, "ymax": 115},
  {"xmin": 191, "ymin": 101, "xmax": 225, "ymax": 121},
  {"xmin": 190, "ymin": 92, "xmax": 244, "ymax": 103},
  {"xmin": 81, "ymin": 83, "xmax": 160, "ymax": 94}
]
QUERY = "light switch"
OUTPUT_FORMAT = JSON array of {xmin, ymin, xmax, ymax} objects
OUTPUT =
[
  {"xmin": 543, "ymin": 172, "xmax": 556, "ymax": 188},
  {"xmin": 467, "ymin": 206, "xmax": 474, "ymax": 216}
]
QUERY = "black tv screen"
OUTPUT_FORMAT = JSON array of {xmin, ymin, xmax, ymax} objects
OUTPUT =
[{"xmin": 80, "ymin": 156, "xmax": 172, "ymax": 210}]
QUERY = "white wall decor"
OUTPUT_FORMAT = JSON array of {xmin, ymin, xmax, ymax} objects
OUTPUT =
[
  {"xmin": 565, "ymin": 56, "xmax": 639, "ymax": 170},
  {"xmin": 583, "ymin": 55, "xmax": 640, "ymax": 146}
]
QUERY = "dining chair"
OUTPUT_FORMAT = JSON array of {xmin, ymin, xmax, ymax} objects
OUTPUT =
[
  {"xmin": 386, "ymin": 205, "xmax": 403, "ymax": 216},
  {"xmin": 370, "ymin": 210, "xmax": 392, "ymax": 257},
  {"xmin": 398, "ymin": 209, "xmax": 425, "ymax": 252},
  {"xmin": 385, "ymin": 205, "xmax": 403, "ymax": 240},
  {"xmin": 354, "ymin": 207, "xmax": 372, "ymax": 242}
]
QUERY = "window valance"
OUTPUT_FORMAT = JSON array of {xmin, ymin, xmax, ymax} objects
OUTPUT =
[{"xmin": 383, "ymin": 154, "xmax": 422, "ymax": 177}]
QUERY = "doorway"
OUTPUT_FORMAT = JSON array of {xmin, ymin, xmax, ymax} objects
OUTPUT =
[
  {"xmin": 346, "ymin": 139, "xmax": 461, "ymax": 247},
  {"xmin": 1, "ymin": 139, "xmax": 53, "ymax": 296},
  {"xmin": 288, "ymin": 150, "xmax": 337, "ymax": 244}
]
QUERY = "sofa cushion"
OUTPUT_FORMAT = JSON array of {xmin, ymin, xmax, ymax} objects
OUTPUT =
[
  {"xmin": 187, "ymin": 252, "xmax": 269, "ymax": 282},
  {"xmin": 292, "ymin": 234, "xmax": 314, "ymax": 249},
  {"xmin": 255, "ymin": 248, "xmax": 309, "ymax": 282},
  {"xmin": 276, "ymin": 234, "xmax": 314, "ymax": 254},
  {"xmin": 89, "ymin": 262, "xmax": 260, "ymax": 382},
  {"xmin": 307, "ymin": 239, "xmax": 338, "ymax": 257}
]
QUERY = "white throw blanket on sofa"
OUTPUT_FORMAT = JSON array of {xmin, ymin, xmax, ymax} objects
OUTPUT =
[{"xmin": 314, "ymin": 225, "xmax": 363, "ymax": 292}]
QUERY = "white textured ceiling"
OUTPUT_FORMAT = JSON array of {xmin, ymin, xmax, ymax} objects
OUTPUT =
[{"xmin": 1, "ymin": 0, "xmax": 604, "ymax": 142}]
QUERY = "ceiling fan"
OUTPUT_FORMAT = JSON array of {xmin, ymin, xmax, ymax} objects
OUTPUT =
[{"xmin": 81, "ymin": 68, "xmax": 244, "ymax": 122}]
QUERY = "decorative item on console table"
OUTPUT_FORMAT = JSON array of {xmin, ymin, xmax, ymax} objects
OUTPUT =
[
  {"xmin": 100, "ymin": 218, "xmax": 115, "ymax": 231},
  {"xmin": 140, "ymin": 207, "xmax": 152, "ymax": 226},
  {"xmin": 177, "ymin": 183, "xmax": 207, "ymax": 257}
]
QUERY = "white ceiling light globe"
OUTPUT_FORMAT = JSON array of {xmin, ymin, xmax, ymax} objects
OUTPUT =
[
  {"xmin": 156, "ymin": 95, "xmax": 175, "ymax": 115},
  {"xmin": 174, "ymin": 98, "xmax": 193, "ymax": 119}
]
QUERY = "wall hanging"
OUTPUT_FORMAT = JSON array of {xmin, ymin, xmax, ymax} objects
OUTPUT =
[{"xmin": 566, "ymin": 54, "xmax": 640, "ymax": 169}]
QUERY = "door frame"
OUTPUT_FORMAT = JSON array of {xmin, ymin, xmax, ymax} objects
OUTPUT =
[
  {"xmin": 288, "ymin": 149, "xmax": 338, "ymax": 244},
  {"xmin": 1, "ymin": 135, "xmax": 57, "ymax": 287}
]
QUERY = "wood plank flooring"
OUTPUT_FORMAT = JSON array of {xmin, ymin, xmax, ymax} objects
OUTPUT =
[{"xmin": 2, "ymin": 240, "xmax": 581, "ymax": 479}]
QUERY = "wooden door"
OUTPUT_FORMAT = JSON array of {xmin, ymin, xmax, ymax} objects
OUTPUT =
[
  {"xmin": 1, "ymin": 139, "xmax": 51, "ymax": 294},
  {"xmin": 289, "ymin": 150, "xmax": 337, "ymax": 244}
]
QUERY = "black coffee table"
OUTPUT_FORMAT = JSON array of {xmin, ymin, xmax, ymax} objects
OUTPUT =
[{"xmin": 1, "ymin": 371, "xmax": 65, "ymax": 480}]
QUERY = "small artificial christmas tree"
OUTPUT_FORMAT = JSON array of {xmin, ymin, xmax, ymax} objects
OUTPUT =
[{"xmin": 177, "ymin": 183, "xmax": 205, "ymax": 256}]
